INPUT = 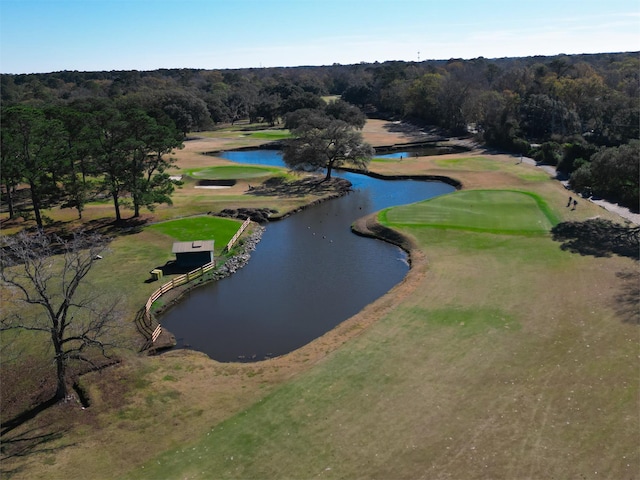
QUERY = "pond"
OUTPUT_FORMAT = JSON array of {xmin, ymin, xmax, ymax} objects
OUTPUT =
[
  {"xmin": 159, "ymin": 151, "xmax": 455, "ymax": 362},
  {"xmin": 374, "ymin": 145, "xmax": 468, "ymax": 159}
]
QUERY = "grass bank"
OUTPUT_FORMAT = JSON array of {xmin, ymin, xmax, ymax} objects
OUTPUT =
[
  {"xmin": 147, "ymin": 216, "xmax": 241, "ymax": 250},
  {"xmin": 127, "ymin": 182, "xmax": 638, "ymax": 479},
  {"xmin": 2, "ymin": 122, "xmax": 637, "ymax": 479}
]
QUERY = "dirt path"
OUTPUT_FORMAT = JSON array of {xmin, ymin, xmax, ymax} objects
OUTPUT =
[
  {"xmin": 517, "ymin": 155, "xmax": 640, "ymax": 225},
  {"xmin": 428, "ymin": 132, "xmax": 639, "ymax": 225}
]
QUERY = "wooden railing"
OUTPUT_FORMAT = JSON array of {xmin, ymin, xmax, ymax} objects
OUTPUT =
[
  {"xmin": 145, "ymin": 260, "xmax": 216, "ymax": 314},
  {"xmin": 142, "ymin": 260, "xmax": 216, "ymax": 346},
  {"xmin": 151, "ymin": 324, "xmax": 162, "ymax": 342},
  {"xmin": 143, "ymin": 218, "xmax": 251, "ymax": 346},
  {"xmin": 225, "ymin": 218, "xmax": 251, "ymax": 252}
]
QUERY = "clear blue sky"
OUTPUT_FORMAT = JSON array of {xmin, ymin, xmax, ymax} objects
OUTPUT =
[{"xmin": 1, "ymin": 0, "xmax": 638, "ymax": 74}]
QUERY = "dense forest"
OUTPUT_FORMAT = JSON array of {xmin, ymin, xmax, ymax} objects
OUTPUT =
[{"xmin": 1, "ymin": 51, "xmax": 639, "ymax": 217}]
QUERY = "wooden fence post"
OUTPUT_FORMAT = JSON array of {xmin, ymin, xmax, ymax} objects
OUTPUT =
[
  {"xmin": 226, "ymin": 218, "xmax": 251, "ymax": 252},
  {"xmin": 142, "ymin": 258, "xmax": 218, "ymax": 347},
  {"xmin": 151, "ymin": 325, "xmax": 162, "ymax": 343}
]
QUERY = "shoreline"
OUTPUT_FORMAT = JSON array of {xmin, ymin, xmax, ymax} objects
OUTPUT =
[
  {"xmin": 153, "ymin": 170, "xmax": 445, "ymax": 360},
  {"xmin": 148, "ymin": 225, "xmax": 266, "ymax": 352}
]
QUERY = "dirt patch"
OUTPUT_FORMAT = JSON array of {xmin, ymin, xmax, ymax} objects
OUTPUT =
[{"xmin": 362, "ymin": 119, "xmax": 444, "ymax": 146}]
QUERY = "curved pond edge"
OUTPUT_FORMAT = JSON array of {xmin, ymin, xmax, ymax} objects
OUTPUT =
[
  {"xmin": 147, "ymin": 226, "xmax": 265, "ymax": 352},
  {"xmin": 339, "ymin": 166, "xmax": 463, "ymax": 189},
  {"xmin": 350, "ymin": 211, "xmax": 418, "ymax": 253},
  {"xmin": 240, "ymin": 212, "xmax": 430, "ymax": 369},
  {"xmin": 157, "ymin": 211, "xmax": 430, "ymax": 369},
  {"xmin": 154, "ymin": 171, "xmax": 462, "ymax": 361}
]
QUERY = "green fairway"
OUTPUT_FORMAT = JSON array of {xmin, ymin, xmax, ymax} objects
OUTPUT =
[
  {"xmin": 371, "ymin": 157, "xmax": 399, "ymax": 163},
  {"xmin": 128, "ymin": 188, "xmax": 637, "ymax": 480},
  {"xmin": 380, "ymin": 190, "xmax": 558, "ymax": 235},
  {"xmin": 5, "ymin": 121, "xmax": 637, "ymax": 480},
  {"xmin": 434, "ymin": 156, "xmax": 502, "ymax": 171},
  {"xmin": 434, "ymin": 156, "xmax": 550, "ymax": 182},
  {"xmin": 147, "ymin": 216, "xmax": 242, "ymax": 251},
  {"xmin": 184, "ymin": 165, "xmax": 281, "ymax": 180},
  {"xmin": 246, "ymin": 130, "xmax": 291, "ymax": 140}
]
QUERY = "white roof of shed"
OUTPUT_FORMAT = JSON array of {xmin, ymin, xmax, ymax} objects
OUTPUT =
[{"xmin": 172, "ymin": 240, "xmax": 215, "ymax": 254}]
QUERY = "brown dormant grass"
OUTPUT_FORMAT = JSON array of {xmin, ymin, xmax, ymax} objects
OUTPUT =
[{"xmin": 2, "ymin": 120, "xmax": 637, "ymax": 479}]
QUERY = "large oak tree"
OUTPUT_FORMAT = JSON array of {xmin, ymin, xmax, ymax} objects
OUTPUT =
[{"xmin": 283, "ymin": 116, "xmax": 373, "ymax": 181}]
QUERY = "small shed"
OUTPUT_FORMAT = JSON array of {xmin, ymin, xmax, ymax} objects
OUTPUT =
[{"xmin": 172, "ymin": 240, "xmax": 214, "ymax": 268}]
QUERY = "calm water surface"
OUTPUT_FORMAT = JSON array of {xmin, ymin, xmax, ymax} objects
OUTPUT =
[{"xmin": 160, "ymin": 151, "xmax": 454, "ymax": 361}]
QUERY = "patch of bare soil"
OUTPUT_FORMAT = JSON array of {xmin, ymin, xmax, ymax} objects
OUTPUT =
[{"xmin": 361, "ymin": 119, "xmax": 437, "ymax": 146}]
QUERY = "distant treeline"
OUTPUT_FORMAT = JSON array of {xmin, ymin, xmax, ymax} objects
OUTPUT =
[{"xmin": 1, "ymin": 52, "xmax": 638, "ymax": 212}]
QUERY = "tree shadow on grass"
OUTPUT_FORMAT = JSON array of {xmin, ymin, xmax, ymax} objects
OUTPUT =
[
  {"xmin": 614, "ymin": 270, "xmax": 640, "ymax": 325},
  {"xmin": 551, "ymin": 219, "xmax": 639, "ymax": 261},
  {"xmin": 1, "ymin": 413, "xmax": 74, "ymax": 478},
  {"xmin": 247, "ymin": 176, "xmax": 351, "ymax": 198},
  {"xmin": 0, "ymin": 396, "xmax": 59, "ymax": 437},
  {"xmin": 84, "ymin": 216, "xmax": 149, "ymax": 237},
  {"xmin": 1, "ymin": 423, "xmax": 71, "ymax": 458}
]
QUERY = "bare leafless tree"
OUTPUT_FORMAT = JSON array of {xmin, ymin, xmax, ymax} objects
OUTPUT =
[{"xmin": 1, "ymin": 230, "xmax": 123, "ymax": 401}]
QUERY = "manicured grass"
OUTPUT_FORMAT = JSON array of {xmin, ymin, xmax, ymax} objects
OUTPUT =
[
  {"xmin": 380, "ymin": 189, "xmax": 558, "ymax": 235},
  {"xmin": 184, "ymin": 165, "xmax": 282, "ymax": 180},
  {"xmin": 372, "ymin": 157, "xmax": 391, "ymax": 161},
  {"xmin": 128, "ymin": 183, "xmax": 638, "ymax": 480},
  {"xmin": 147, "ymin": 216, "xmax": 241, "ymax": 251},
  {"xmin": 434, "ymin": 156, "xmax": 502, "ymax": 171},
  {"xmin": 193, "ymin": 126, "xmax": 289, "ymax": 141},
  {"xmin": 130, "ymin": 222, "xmax": 637, "ymax": 480},
  {"xmin": 433, "ymin": 156, "xmax": 550, "ymax": 182},
  {"xmin": 4, "ymin": 122, "xmax": 638, "ymax": 480},
  {"xmin": 408, "ymin": 306, "xmax": 522, "ymax": 336},
  {"xmin": 371, "ymin": 155, "xmax": 550, "ymax": 186},
  {"xmin": 371, "ymin": 156, "xmax": 400, "ymax": 163},
  {"xmin": 246, "ymin": 130, "xmax": 291, "ymax": 140}
]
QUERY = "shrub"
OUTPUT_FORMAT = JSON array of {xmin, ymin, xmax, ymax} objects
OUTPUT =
[
  {"xmin": 569, "ymin": 163, "xmax": 593, "ymax": 196},
  {"xmin": 533, "ymin": 141, "xmax": 561, "ymax": 165}
]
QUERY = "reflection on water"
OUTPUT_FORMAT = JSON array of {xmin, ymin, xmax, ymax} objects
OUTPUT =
[
  {"xmin": 375, "ymin": 149, "xmax": 449, "ymax": 159},
  {"xmin": 160, "ymin": 151, "xmax": 454, "ymax": 362}
]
